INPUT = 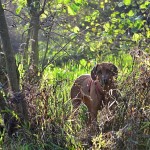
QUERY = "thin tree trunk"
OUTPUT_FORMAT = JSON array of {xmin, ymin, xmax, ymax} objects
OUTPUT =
[
  {"xmin": 23, "ymin": 25, "xmax": 31, "ymax": 70},
  {"xmin": 30, "ymin": 13, "xmax": 39, "ymax": 68},
  {"xmin": 26, "ymin": 0, "xmax": 46, "ymax": 76},
  {"xmin": 27, "ymin": 0, "xmax": 40, "ymax": 73}
]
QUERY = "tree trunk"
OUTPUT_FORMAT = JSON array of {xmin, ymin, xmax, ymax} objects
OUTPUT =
[
  {"xmin": 23, "ymin": 24, "xmax": 31, "ymax": 70},
  {"xmin": 0, "ymin": 0, "xmax": 28, "ymax": 128},
  {"xmin": 30, "ymin": 13, "xmax": 39, "ymax": 68},
  {"xmin": 0, "ymin": 1, "xmax": 19, "ymax": 93},
  {"xmin": 27, "ymin": 0, "xmax": 40, "ymax": 73}
]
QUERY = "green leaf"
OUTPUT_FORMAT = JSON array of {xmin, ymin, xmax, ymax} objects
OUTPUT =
[
  {"xmin": 123, "ymin": 0, "xmax": 132, "ymax": 5},
  {"xmin": 85, "ymin": 16, "xmax": 90, "ymax": 22},
  {"xmin": 13, "ymin": 0, "xmax": 27, "ymax": 14},
  {"xmin": 80, "ymin": 59, "xmax": 86, "ymax": 66},
  {"xmin": 67, "ymin": 3, "xmax": 80, "ymax": 15},
  {"xmin": 75, "ymin": 0, "xmax": 82, "ymax": 4},
  {"xmin": 100, "ymin": 2, "xmax": 104, "ymax": 8},
  {"xmin": 111, "ymin": 18, "xmax": 118, "ymax": 23},
  {"xmin": 127, "ymin": 10, "xmax": 134, "ymax": 17},
  {"xmin": 73, "ymin": 26, "xmax": 80, "ymax": 33},
  {"xmin": 64, "ymin": 0, "xmax": 70, "ymax": 4},
  {"xmin": 91, "ymin": 10, "xmax": 99, "ymax": 20},
  {"xmin": 16, "ymin": 6, "xmax": 22, "ymax": 14},
  {"xmin": 111, "ymin": 11, "xmax": 119, "ymax": 17},
  {"xmin": 140, "ymin": 1, "xmax": 150, "ymax": 9},
  {"xmin": 103, "ymin": 22, "xmax": 110, "ymax": 32},
  {"xmin": 67, "ymin": 5, "xmax": 76, "ymax": 15},
  {"xmin": 132, "ymin": 33, "xmax": 141, "ymax": 42},
  {"xmin": 85, "ymin": 32, "xmax": 90, "ymax": 42},
  {"xmin": 71, "ymin": 3, "xmax": 80, "ymax": 12},
  {"xmin": 120, "ymin": 13, "xmax": 125, "ymax": 18},
  {"xmin": 57, "ymin": 0, "xmax": 70, "ymax": 4},
  {"xmin": 146, "ymin": 30, "xmax": 150, "ymax": 38},
  {"xmin": 57, "ymin": 0, "xmax": 63, "ymax": 3},
  {"xmin": 13, "ymin": 0, "xmax": 27, "ymax": 6},
  {"xmin": 134, "ymin": 19, "xmax": 144, "ymax": 29}
]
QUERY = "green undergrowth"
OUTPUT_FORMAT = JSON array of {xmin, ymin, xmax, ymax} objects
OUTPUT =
[{"xmin": 1, "ymin": 52, "xmax": 150, "ymax": 150}]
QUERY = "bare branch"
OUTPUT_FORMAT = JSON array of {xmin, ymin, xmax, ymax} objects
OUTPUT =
[
  {"xmin": 4, "ymin": 8, "xmax": 28, "ymax": 21},
  {"xmin": 39, "ymin": 0, "xmax": 47, "ymax": 15}
]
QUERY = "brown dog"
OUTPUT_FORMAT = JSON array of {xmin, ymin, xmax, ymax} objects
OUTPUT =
[{"xmin": 71, "ymin": 62, "xmax": 118, "ymax": 125}]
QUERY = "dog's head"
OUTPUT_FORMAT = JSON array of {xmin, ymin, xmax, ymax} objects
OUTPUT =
[{"xmin": 91, "ymin": 63, "xmax": 118, "ymax": 86}]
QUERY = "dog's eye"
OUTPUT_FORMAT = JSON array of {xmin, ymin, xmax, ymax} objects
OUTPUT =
[
  {"xmin": 105, "ymin": 69, "xmax": 110, "ymax": 72},
  {"xmin": 111, "ymin": 69, "xmax": 115, "ymax": 74}
]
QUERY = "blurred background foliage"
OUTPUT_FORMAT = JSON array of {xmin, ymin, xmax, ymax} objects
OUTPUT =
[{"xmin": 2, "ymin": 0, "xmax": 149, "ymax": 69}]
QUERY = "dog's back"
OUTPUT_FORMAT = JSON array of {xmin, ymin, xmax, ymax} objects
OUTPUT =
[{"xmin": 71, "ymin": 74, "xmax": 91, "ymax": 99}]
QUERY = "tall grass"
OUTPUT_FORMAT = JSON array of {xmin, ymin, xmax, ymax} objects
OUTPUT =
[{"xmin": 1, "ymin": 51, "xmax": 150, "ymax": 149}]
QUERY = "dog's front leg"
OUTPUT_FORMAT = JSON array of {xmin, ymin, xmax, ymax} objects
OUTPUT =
[
  {"xmin": 88, "ymin": 109, "xmax": 99, "ymax": 133},
  {"xmin": 90, "ymin": 109, "xmax": 98, "ymax": 124}
]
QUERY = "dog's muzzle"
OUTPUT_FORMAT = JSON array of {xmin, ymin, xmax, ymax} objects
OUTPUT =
[{"xmin": 101, "ymin": 77, "xmax": 109, "ymax": 85}]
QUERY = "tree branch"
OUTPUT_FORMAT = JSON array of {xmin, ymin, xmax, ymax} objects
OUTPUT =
[
  {"xmin": 3, "ymin": 9, "xmax": 28, "ymax": 21},
  {"xmin": 39, "ymin": 0, "xmax": 47, "ymax": 15}
]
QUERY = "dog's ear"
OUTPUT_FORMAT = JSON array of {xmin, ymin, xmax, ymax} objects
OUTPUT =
[
  {"xmin": 91, "ymin": 64, "xmax": 98, "ymax": 80},
  {"xmin": 110, "ymin": 64, "xmax": 118, "ymax": 76}
]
